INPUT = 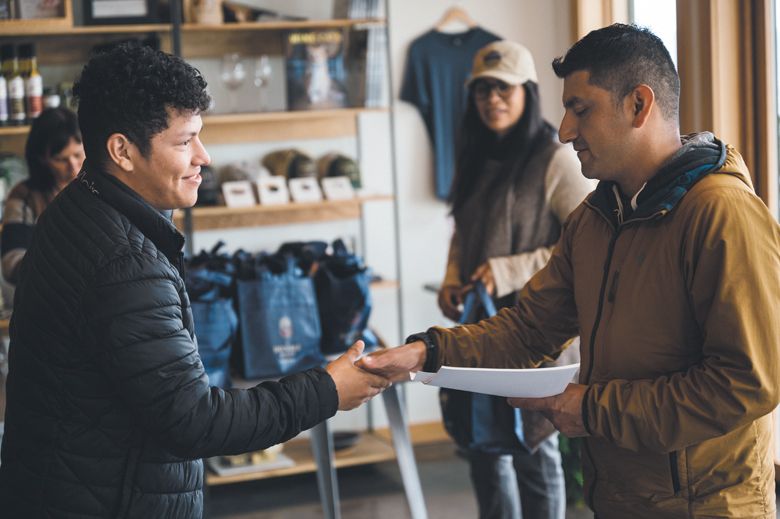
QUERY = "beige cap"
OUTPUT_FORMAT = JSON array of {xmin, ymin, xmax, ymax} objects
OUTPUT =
[{"xmin": 467, "ymin": 40, "xmax": 538, "ymax": 86}]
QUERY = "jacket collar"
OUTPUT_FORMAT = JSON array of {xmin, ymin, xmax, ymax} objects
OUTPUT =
[
  {"xmin": 586, "ymin": 132, "xmax": 727, "ymax": 227},
  {"xmin": 77, "ymin": 168, "xmax": 185, "ymax": 264}
]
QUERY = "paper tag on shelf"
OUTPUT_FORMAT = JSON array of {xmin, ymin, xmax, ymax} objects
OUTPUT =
[
  {"xmin": 221, "ymin": 180, "xmax": 256, "ymax": 208},
  {"xmin": 321, "ymin": 176, "xmax": 356, "ymax": 201},
  {"xmin": 257, "ymin": 176, "xmax": 290, "ymax": 205},
  {"xmin": 289, "ymin": 177, "xmax": 323, "ymax": 203}
]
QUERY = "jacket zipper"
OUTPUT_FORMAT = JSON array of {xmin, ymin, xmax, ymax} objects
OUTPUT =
[
  {"xmin": 669, "ymin": 451, "xmax": 681, "ymax": 495},
  {"xmin": 582, "ymin": 227, "xmax": 621, "ymax": 509},
  {"xmin": 607, "ymin": 271, "xmax": 620, "ymax": 303},
  {"xmin": 584, "ymin": 229, "xmax": 620, "ymax": 384}
]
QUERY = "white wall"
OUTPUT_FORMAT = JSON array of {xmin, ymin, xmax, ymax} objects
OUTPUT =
[{"xmin": 386, "ymin": 0, "xmax": 573, "ymax": 426}]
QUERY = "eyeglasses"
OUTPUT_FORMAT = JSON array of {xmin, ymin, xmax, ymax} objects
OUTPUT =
[{"xmin": 472, "ymin": 80, "xmax": 516, "ymax": 101}]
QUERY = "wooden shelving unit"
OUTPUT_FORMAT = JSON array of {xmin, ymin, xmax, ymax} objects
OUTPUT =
[{"xmin": 173, "ymin": 195, "xmax": 392, "ymax": 231}]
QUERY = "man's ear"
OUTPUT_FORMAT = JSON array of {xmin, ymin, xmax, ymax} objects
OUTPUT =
[
  {"xmin": 105, "ymin": 133, "xmax": 135, "ymax": 173},
  {"xmin": 628, "ymin": 84, "xmax": 655, "ymax": 128}
]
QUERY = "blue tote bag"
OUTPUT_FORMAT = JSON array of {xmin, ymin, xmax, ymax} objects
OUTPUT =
[
  {"xmin": 314, "ymin": 239, "xmax": 374, "ymax": 355},
  {"xmin": 234, "ymin": 255, "xmax": 324, "ymax": 379},
  {"xmin": 190, "ymin": 272, "xmax": 237, "ymax": 389},
  {"xmin": 439, "ymin": 282, "xmax": 527, "ymax": 454},
  {"xmin": 187, "ymin": 245, "xmax": 237, "ymax": 389}
]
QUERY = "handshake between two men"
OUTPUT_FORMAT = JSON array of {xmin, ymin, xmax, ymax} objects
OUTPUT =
[{"xmin": 330, "ymin": 339, "xmax": 588, "ymax": 439}]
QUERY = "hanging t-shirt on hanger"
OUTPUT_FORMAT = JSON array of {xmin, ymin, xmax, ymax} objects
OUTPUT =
[{"xmin": 400, "ymin": 27, "xmax": 500, "ymax": 200}]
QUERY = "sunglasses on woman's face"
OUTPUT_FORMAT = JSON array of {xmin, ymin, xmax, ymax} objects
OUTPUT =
[{"xmin": 472, "ymin": 79, "xmax": 516, "ymax": 101}]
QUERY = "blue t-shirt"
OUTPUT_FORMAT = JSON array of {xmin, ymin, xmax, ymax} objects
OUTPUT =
[{"xmin": 400, "ymin": 27, "xmax": 500, "ymax": 200}]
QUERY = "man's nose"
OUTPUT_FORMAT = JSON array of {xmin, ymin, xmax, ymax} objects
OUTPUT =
[{"xmin": 558, "ymin": 112, "xmax": 576, "ymax": 144}]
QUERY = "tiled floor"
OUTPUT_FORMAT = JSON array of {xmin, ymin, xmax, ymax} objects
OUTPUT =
[{"xmin": 206, "ymin": 441, "xmax": 592, "ymax": 519}]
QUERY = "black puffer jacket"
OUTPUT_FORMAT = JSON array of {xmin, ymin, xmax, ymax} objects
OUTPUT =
[{"xmin": 0, "ymin": 169, "xmax": 339, "ymax": 518}]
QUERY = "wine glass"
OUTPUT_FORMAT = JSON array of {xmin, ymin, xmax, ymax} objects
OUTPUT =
[
  {"xmin": 220, "ymin": 53, "xmax": 246, "ymax": 113},
  {"xmin": 253, "ymin": 55, "xmax": 272, "ymax": 111}
]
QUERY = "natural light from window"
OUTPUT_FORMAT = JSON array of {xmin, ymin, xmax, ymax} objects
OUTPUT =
[
  {"xmin": 775, "ymin": 0, "xmax": 780, "ymax": 217},
  {"xmin": 630, "ymin": 0, "xmax": 678, "ymax": 67}
]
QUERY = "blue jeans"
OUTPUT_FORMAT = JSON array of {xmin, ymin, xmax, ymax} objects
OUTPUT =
[{"xmin": 467, "ymin": 433, "xmax": 565, "ymax": 519}]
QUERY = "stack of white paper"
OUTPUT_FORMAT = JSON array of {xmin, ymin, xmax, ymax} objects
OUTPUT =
[{"xmin": 412, "ymin": 364, "xmax": 580, "ymax": 398}]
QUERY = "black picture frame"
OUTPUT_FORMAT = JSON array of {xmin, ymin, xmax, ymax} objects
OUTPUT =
[{"xmin": 84, "ymin": 0, "xmax": 158, "ymax": 25}]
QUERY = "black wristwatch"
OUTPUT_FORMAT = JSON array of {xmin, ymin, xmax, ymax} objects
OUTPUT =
[{"xmin": 405, "ymin": 331, "xmax": 439, "ymax": 373}]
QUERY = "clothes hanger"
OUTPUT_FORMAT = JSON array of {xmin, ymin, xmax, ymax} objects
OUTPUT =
[{"xmin": 435, "ymin": 5, "xmax": 478, "ymax": 32}]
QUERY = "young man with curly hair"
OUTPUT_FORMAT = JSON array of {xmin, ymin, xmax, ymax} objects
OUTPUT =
[{"xmin": 0, "ymin": 43, "xmax": 389, "ymax": 518}]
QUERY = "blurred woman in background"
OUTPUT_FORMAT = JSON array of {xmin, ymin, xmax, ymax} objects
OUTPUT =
[
  {"xmin": 1, "ymin": 107, "xmax": 84, "ymax": 284},
  {"xmin": 439, "ymin": 41, "xmax": 593, "ymax": 519}
]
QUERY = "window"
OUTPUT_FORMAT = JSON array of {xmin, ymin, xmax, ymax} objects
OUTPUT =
[{"xmin": 630, "ymin": 0, "xmax": 678, "ymax": 67}]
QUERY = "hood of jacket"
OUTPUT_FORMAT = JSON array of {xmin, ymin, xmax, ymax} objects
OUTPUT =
[{"xmin": 584, "ymin": 132, "xmax": 752, "ymax": 227}]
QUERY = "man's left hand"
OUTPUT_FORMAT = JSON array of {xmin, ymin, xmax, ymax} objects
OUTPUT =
[{"xmin": 508, "ymin": 383, "xmax": 590, "ymax": 438}]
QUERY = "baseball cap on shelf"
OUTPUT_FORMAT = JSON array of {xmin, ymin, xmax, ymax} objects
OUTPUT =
[
  {"xmin": 262, "ymin": 149, "xmax": 317, "ymax": 179},
  {"xmin": 466, "ymin": 40, "xmax": 538, "ymax": 87},
  {"xmin": 317, "ymin": 153, "xmax": 361, "ymax": 188}
]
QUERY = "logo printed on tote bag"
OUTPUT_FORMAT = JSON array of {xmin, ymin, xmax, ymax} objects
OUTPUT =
[{"xmin": 279, "ymin": 316, "xmax": 294, "ymax": 339}]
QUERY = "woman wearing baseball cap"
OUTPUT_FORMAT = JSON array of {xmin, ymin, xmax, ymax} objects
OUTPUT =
[{"xmin": 438, "ymin": 40, "xmax": 593, "ymax": 519}]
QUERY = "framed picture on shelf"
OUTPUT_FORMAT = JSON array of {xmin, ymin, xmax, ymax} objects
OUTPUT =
[
  {"xmin": 288, "ymin": 177, "xmax": 323, "ymax": 203},
  {"xmin": 257, "ymin": 176, "xmax": 290, "ymax": 206},
  {"xmin": 221, "ymin": 180, "xmax": 256, "ymax": 208},
  {"xmin": 84, "ymin": 0, "xmax": 158, "ymax": 25},
  {"xmin": 285, "ymin": 29, "xmax": 349, "ymax": 111},
  {"xmin": 16, "ymin": 0, "xmax": 64, "ymax": 19}
]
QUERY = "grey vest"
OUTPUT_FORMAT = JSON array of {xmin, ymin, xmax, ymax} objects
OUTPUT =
[{"xmin": 455, "ymin": 136, "xmax": 561, "ymax": 294}]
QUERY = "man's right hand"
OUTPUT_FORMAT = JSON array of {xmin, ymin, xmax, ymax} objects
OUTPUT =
[
  {"xmin": 438, "ymin": 285, "xmax": 463, "ymax": 321},
  {"xmin": 325, "ymin": 341, "xmax": 391, "ymax": 410},
  {"xmin": 356, "ymin": 341, "xmax": 427, "ymax": 383}
]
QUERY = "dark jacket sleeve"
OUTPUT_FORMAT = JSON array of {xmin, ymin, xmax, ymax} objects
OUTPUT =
[{"xmin": 83, "ymin": 252, "xmax": 338, "ymax": 459}]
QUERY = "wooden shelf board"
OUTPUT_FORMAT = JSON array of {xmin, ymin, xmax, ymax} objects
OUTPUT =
[
  {"xmin": 0, "ymin": 19, "xmax": 384, "ymax": 37},
  {"xmin": 0, "ymin": 108, "xmax": 388, "ymax": 148},
  {"xmin": 200, "ymin": 108, "xmax": 387, "ymax": 143},
  {"xmin": 205, "ymin": 422, "xmax": 449, "ymax": 486},
  {"xmin": 373, "ymin": 421, "xmax": 450, "ymax": 446},
  {"xmin": 0, "ymin": 126, "xmax": 29, "ymax": 137},
  {"xmin": 206, "ymin": 431, "xmax": 396, "ymax": 486},
  {"xmin": 173, "ymin": 195, "xmax": 392, "ymax": 231},
  {"xmin": 0, "ymin": 23, "xmax": 168, "ymax": 37},
  {"xmin": 182, "ymin": 18, "xmax": 385, "ymax": 32},
  {"xmin": 370, "ymin": 279, "xmax": 399, "ymax": 290},
  {"xmin": 203, "ymin": 108, "xmax": 386, "ymax": 125}
]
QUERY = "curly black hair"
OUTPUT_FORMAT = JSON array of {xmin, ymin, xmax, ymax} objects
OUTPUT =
[
  {"xmin": 552, "ymin": 23, "xmax": 679, "ymax": 121},
  {"xmin": 74, "ymin": 42, "xmax": 211, "ymax": 170}
]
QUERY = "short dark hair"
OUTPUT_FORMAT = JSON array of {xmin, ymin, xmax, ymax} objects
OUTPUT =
[
  {"xmin": 552, "ymin": 23, "xmax": 679, "ymax": 121},
  {"xmin": 25, "ymin": 107, "xmax": 82, "ymax": 192},
  {"xmin": 74, "ymin": 42, "xmax": 210, "ymax": 170}
]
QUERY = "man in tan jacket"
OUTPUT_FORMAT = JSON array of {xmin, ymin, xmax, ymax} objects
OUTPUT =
[{"xmin": 361, "ymin": 24, "xmax": 780, "ymax": 519}]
